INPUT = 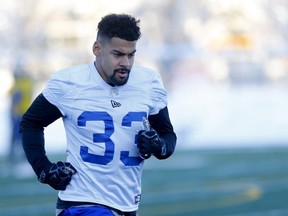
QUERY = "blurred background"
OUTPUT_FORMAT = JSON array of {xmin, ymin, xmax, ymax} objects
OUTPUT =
[{"xmin": 0, "ymin": 0, "xmax": 288, "ymax": 215}]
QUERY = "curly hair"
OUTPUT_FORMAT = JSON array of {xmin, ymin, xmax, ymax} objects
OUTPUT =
[{"xmin": 97, "ymin": 14, "xmax": 141, "ymax": 42}]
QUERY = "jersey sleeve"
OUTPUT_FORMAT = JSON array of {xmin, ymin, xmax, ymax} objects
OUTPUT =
[
  {"xmin": 149, "ymin": 72, "xmax": 168, "ymax": 115},
  {"xmin": 42, "ymin": 70, "xmax": 75, "ymax": 116}
]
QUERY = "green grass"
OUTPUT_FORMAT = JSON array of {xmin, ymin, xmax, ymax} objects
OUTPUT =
[{"xmin": 1, "ymin": 147, "xmax": 288, "ymax": 216}]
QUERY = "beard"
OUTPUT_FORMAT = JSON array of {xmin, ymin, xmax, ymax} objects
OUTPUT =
[{"xmin": 109, "ymin": 68, "xmax": 130, "ymax": 86}]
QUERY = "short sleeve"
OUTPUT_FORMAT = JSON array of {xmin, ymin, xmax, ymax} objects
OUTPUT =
[
  {"xmin": 149, "ymin": 72, "xmax": 167, "ymax": 115},
  {"xmin": 42, "ymin": 70, "xmax": 75, "ymax": 116}
]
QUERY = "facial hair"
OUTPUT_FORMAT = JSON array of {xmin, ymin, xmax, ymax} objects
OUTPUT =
[{"xmin": 109, "ymin": 68, "xmax": 130, "ymax": 86}]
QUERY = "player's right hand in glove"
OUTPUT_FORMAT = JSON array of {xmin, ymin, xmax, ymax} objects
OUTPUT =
[{"xmin": 38, "ymin": 161, "xmax": 77, "ymax": 190}]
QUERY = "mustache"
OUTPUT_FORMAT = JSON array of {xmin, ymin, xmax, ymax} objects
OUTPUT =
[{"xmin": 114, "ymin": 68, "xmax": 130, "ymax": 73}]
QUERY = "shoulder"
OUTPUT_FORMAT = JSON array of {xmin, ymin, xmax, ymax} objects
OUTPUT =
[
  {"xmin": 129, "ymin": 65, "xmax": 168, "ymax": 113},
  {"xmin": 131, "ymin": 65, "xmax": 160, "ymax": 78},
  {"xmin": 51, "ymin": 63, "xmax": 92, "ymax": 83},
  {"xmin": 43, "ymin": 63, "xmax": 94, "ymax": 102},
  {"xmin": 129, "ymin": 65, "xmax": 163, "ymax": 86}
]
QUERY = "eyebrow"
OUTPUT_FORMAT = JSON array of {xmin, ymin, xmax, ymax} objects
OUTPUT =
[{"xmin": 112, "ymin": 50, "xmax": 137, "ymax": 55}]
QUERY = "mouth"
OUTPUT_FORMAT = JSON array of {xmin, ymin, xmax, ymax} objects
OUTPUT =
[{"xmin": 115, "ymin": 69, "xmax": 130, "ymax": 78}]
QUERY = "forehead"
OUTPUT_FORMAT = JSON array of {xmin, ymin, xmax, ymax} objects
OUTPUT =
[{"xmin": 104, "ymin": 37, "xmax": 137, "ymax": 52}]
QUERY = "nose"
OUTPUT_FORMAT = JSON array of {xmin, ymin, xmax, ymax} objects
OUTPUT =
[{"xmin": 120, "ymin": 56, "xmax": 130, "ymax": 67}]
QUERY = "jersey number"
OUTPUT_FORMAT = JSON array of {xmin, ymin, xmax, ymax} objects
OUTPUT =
[{"xmin": 77, "ymin": 111, "xmax": 146, "ymax": 166}]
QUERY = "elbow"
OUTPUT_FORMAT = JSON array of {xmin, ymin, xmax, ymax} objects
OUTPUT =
[{"xmin": 19, "ymin": 113, "xmax": 44, "ymax": 134}]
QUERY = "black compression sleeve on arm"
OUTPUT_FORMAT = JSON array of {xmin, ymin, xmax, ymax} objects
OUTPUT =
[
  {"xmin": 19, "ymin": 93, "xmax": 63, "ymax": 175},
  {"xmin": 148, "ymin": 107, "xmax": 177, "ymax": 159}
]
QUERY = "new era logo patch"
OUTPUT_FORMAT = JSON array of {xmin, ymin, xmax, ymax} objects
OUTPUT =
[{"xmin": 111, "ymin": 100, "xmax": 121, "ymax": 108}]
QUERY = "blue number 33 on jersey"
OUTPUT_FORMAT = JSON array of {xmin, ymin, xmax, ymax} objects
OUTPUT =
[{"xmin": 77, "ymin": 111, "xmax": 146, "ymax": 166}]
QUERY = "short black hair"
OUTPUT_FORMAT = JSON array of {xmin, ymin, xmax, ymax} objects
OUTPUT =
[{"xmin": 97, "ymin": 14, "xmax": 141, "ymax": 42}]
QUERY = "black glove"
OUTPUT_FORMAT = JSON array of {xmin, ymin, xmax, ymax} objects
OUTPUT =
[
  {"xmin": 137, "ymin": 129, "xmax": 167, "ymax": 159},
  {"xmin": 38, "ymin": 161, "xmax": 77, "ymax": 190}
]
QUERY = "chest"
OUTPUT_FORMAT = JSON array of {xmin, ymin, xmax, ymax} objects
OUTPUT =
[{"xmin": 64, "ymin": 86, "xmax": 151, "ymax": 132}]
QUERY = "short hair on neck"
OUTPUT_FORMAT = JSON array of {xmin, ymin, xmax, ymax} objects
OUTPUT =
[{"xmin": 96, "ymin": 13, "xmax": 141, "ymax": 42}]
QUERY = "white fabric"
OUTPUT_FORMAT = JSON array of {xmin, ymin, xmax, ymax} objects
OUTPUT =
[{"xmin": 43, "ymin": 62, "xmax": 167, "ymax": 212}]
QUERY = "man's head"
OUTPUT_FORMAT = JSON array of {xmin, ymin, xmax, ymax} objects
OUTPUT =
[
  {"xmin": 97, "ymin": 14, "xmax": 141, "ymax": 42},
  {"xmin": 93, "ymin": 14, "xmax": 141, "ymax": 86}
]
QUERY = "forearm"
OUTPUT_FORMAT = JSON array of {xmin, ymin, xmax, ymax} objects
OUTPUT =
[
  {"xmin": 21, "ymin": 128, "xmax": 51, "ymax": 175},
  {"xmin": 19, "ymin": 93, "xmax": 62, "ymax": 175},
  {"xmin": 149, "ymin": 107, "xmax": 177, "ymax": 159},
  {"xmin": 156, "ymin": 133, "xmax": 176, "ymax": 159}
]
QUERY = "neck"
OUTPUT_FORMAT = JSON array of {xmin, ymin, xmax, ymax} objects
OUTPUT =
[{"xmin": 93, "ymin": 61, "xmax": 115, "ymax": 86}]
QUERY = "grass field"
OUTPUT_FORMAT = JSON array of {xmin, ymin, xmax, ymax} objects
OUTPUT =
[{"xmin": 1, "ymin": 147, "xmax": 288, "ymax": 216}]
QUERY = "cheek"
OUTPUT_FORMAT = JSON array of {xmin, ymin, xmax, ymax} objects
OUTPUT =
[
  {"xmin": 106, "ymin": 56, "xmax": 119, "ymax": 68},
  {"xmin": 101, "ymin": 58, "xmax": 116, "ymax": 74}
]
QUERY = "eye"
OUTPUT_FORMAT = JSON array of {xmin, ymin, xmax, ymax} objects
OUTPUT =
[
  {"xmin": 128, "ymin": 53, "xmax": 135, "ymax": 58},
  {"xmin": 113, "ymin": 52, "xmax": 122, "ymax": 57}
]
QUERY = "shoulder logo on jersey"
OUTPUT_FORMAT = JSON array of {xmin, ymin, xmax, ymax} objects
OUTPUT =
[{"xmin": 111, "ymin": 100, "xmax": 121, "ymax": 108}]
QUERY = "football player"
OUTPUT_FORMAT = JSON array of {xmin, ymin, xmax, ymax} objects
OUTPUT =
[{"xmin": 20, "ymin": 13, "xmax": 176, "ymax": 216}]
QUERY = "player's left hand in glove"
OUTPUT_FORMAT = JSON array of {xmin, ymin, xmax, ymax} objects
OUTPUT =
[
  {"xmin": 38, "ymin": 161, "xmax": 77, "ymax": 190},
  {"xmin": 137, "ymin": 129, "xmax": 167, "ymax": 159}
]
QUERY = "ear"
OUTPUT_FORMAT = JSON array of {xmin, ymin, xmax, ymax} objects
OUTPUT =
[{"xmin": 92, "ymin": 41, "xmax": 101, "ymax": 56}]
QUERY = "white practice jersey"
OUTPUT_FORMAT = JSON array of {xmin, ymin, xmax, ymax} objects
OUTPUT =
[{"xmin": 42, "ymin": 62, "xmax": 167, "ymax": 212}]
